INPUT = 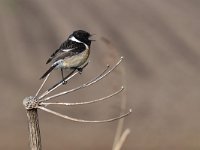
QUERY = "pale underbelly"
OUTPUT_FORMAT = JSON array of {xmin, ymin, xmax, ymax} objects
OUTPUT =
[{"xmin": 59, "ymin": 49, "xmax": 89, "ymax": 69}]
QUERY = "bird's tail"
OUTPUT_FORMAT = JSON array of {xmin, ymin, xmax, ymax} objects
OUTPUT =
[
  {"xmin": 46, "ymin": 48, "xmax": 60, "ymax": 64},
  {"xmin": 46, "ymin": 57, "xmax": 53, "ymax": 64},
  {"xmin": 40, "ymin": 64, "xmax": 58, "ymax": 79}
]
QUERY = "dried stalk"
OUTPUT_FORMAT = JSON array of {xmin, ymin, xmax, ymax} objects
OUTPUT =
[
  {"xmin": 113, "ymin": 129, "xmax": 131, "ymax": 150},
  {"xmin": 40, "ymin": 86, "xmax": 124, "ymax": 107},
  {"xmin": 23, "ymin": 57, "xmax": 131, "ymax": 150},
  {"xmin": 23, "ymin": 96, "xmax": 41, "ymax": 150},
  {"xmin": 101, "ymin": 38, "xmax": 131, "ymax": 150},
  {"xmin": 38, "ymin": 106, "xmax": 131, "ymax": 123},
  {"xmin": 26, "ymin": 109, "xmax": 42, "ymax": 150}
]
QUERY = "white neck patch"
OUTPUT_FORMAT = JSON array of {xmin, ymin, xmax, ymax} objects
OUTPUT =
[
  {"xmin": 69, "ymin": 36, "xmax": 89, "ymax": 49},
  {"xmin": 69, "ymin": 36, "xmax": 82, "ymax": 43}
]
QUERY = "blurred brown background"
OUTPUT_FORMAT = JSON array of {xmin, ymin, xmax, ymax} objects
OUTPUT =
[{"xmin": 0, "ymin": 0, "xmax": 200, "ymax": 149}]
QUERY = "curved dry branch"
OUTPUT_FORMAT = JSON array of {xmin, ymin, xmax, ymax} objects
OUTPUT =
[
  {"xmin": 38, "ymin": 106, "xmax": 132, "ymax": 123},
  {"xmin": 47, "ymin": 69, "xmax": 77, "ymax": 91},
  {"xmin": 35, "ymin": 73, "xmax": 50, "ymax": 98},
  {"xmin": 113, "ymin": 129, "xmax": 131, "ymax": 150},
  {"xmin": 42, "ymin": 61, "xmax": 90, "ymax": 96},
  {"xmin": 40, "ymin": 57, "xmax": 123, "ymax": 102},
  {"xmin": 84, "ymin": 64, "xmax": 110, "ymax": 84},
  {"xmin": 38, "ymin": 71, "xmax": 79, "ymax": 100},
  {"xmin": 40, "ymin": 86, "xmax": 124, "ymax": 107}
]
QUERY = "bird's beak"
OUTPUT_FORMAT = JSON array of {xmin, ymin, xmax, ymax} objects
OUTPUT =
[{"xmin": 89, "ymin": 34, "xmax": 96, "ymax": 41}]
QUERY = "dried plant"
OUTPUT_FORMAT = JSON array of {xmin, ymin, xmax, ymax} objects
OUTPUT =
[
  {"xmin": 23, "ymin": 57, "xmax": 131, "ymax": 150},
  {"xmin": 101, "ymin": 37, "xmax": 131, "ymax": 150}
]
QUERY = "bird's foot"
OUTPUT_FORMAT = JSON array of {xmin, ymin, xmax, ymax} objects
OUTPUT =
[
  {"xmin": 77, "ymin": 67, "xmax": 83, "ymax": 74},
  {"xmin": 62, "ymin": 80, "xmax": 67, "ymax": 85}
]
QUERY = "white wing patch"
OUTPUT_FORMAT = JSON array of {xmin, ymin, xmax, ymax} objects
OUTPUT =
[{"xmin": 62, "ymin": 48, "xmax": 73, "ymax": 52}]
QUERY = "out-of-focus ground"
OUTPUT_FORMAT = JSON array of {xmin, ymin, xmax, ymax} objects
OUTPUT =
[{"xmin": 0, "ymin": 0, "xmax": 200, "ymax": 149}]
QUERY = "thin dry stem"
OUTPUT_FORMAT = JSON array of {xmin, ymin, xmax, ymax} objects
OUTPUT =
[
  {"xmin": 40, "ymin": 86, "xmax": 124, "ymax": 107},
  {"xmin": 113, "ymin": 129, "xmax": 131, "ymax": 150},
  {"xmin": 38, "ymin": 106, "xmax": 132, "ymax": 123},
  {"xmin": 40, "ymin": 61, "xmax": 89, "ymax": 98},
  {"xmin": 24, "ymin": 54, "xmax": 131, "ymax": 150},
  {"xmin": 26, "ymin": 109, "xmax": 42, "ymax": 150},
  {"xmin": 38, "ymin": 71, "xmax": 79, "ymax": 100},
  {"xmin": 25, "ymin": 57, "xmax": 131, "ymax": 125},
  {"xmin": 113, "ymin": 61, "xmax": 128, "ymax": 149},
  {"xmin": 35, "ymin": 74, "xmax": 50, "ymax": 98},
  {"xmin": 85, "ymin": 64, "xmax": 110, "ymax": 84},
  {"xmin": 40, "ymin": 57, "xmax": 123, "ymax": 102},
  {"xmin": 101, "ymin": 38, "xmax": 130, "ymax": 150}
]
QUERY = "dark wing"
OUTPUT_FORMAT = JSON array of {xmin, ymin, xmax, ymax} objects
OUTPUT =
[
  {"xmin": 46, "ymin": 48, "xmax": 60, "ymax": 64},
  {"xmin": 46, "ymin": 40, "xmax": 70, "ymax": 64},
  {"xmin": 53, "ymin": 41, "xmax": 86, "ymax": 62},
  {"xmin": 40, "ymin": 63, "xmax": 58, "ymax": 79}
]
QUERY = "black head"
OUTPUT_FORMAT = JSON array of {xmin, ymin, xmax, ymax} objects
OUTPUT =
[{"xmin": 71, "ymin": 30, "xmax": 93, "ymax": 46}]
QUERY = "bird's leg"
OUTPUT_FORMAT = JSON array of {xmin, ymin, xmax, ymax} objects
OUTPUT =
[
  {"xmin": 77, "ymin": 67, "xmax": 83, "ymax": 74},
  {"xmin": 61, "ymin": 69, "xmax": 67, "ymax": 84},
  {"xmin": 64, "ymin": 69, "xmax": 76, "ymax": 79},
  {"xmin": 75, "ymin": 62, "xmax": 89, "ymax": 74},
  {"xmin": 47, "ymin": 69, "xmax": 77, "ymax": 92}
]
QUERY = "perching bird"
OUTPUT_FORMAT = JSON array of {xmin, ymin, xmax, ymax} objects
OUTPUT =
[{"xmin": 40, "ymin": 30, "xmax": 93, "ymax": 81}]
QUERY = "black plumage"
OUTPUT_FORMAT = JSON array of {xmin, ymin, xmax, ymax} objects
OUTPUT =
[
  {"xmin": 46, "ymin": 40, "xmax": 86, "ymax": 64},
  {"xmin": 40, "ymin": 30, "xmax": 93, "ymax": 80}
]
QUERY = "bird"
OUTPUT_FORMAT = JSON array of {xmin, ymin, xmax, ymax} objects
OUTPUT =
[{"xmin": 40, "ymin": 30, "xmax": 94, "ymax": 81}]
